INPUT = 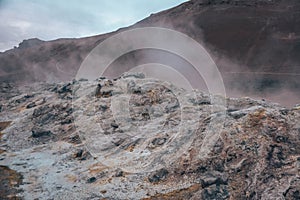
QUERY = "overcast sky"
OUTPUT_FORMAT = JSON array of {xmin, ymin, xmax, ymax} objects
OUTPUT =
[{"xmin": 0, "ymin": 0, "xmax": 188, "ymax": 52}]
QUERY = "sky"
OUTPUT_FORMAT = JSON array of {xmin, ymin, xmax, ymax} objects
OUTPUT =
[{"xmin": 0, "ymin": 0, "xmax": 188, "ymax": 52}]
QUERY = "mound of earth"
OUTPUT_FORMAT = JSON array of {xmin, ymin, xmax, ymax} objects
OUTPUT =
[{"xmin": 0, "ymin": 73, "xmax": 299, "ymax": 199}]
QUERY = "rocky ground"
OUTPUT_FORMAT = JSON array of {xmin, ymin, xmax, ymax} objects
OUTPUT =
[{"xmin": 0, "ymin": 73, "xmax": 299, "ymax": 199}]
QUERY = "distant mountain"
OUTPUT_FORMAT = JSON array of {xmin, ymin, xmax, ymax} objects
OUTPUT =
[{"xmin": 1, "ymin": 0, "xmax": 299, "ymax": 106}]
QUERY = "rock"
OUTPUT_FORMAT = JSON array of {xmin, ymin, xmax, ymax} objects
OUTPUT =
[
  {"xmin": 200, "ymin": 173, "xmax": 228, "ymax": 188},
  {"xmin": 95, "ymin": 84, "xmax": 102, "ymax": 98},
  {"xmin": 14, "ymin": 94, "xmax": 34, "ymax": 104},
  {"xmin": 110, "ymin": 122, "xmax": 119, "ymax": 129},
  {"xmin": 99, "ymin": 104, "xmax": 108, "ymax": 111},
  {"xmin": 86, "ymin": 177, "xmax": 97, "ymax": 184},
  {"xmin": 61, "ymin": 116, "xmax": 73, "ymax": 125},
  {"xmin": 57, "ymin": 83, "xmax": 72, "ymax": 94},
  {"xmin": 148, "ymin": 168, "xmax": 169, "ymax": 183},
  {"xmin": 26, "ymin": 102, "xmax": 36, "ymax": 109},
  {"xmin": 75, "ymin": 149, "xmax": 83, "ymax": 158},
  {"xmin": 31, "ymin": 128, "xmax": 53, "ymax": 138},
  {"xmin": 115, "ymin": 168, "xmax": 124, "ymax": 177},
  {"xmin": 201, "ymin": 184, "xmax": 229, "ymax": 200},
  {"xmin": 32, "ymin": 105, "xmax": 51, "ymax": 118},
  {"xmin": 100, "ymin": 88, "xmax": 113, "ymax": 98},
  {"xmin": 74, "ymin": 149, "xmax": 90, "ymax": 160},
  {"xmin": 66, "ymin": 134, "xmax": 82, "ymax": 144},
  {"xmin": 151, "ymin": 138, "xmax": 167, "ymax": 147}
]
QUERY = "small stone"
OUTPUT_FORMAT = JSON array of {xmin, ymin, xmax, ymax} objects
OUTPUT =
[
  {"xmin": 86, "ymin": 177, "xmax": 97, "ymax": 183},
  {"xmin": 31, "ymin": 128, "xmax": 52, "ymax": 138},
  {"xmin": 95, "ymin": 84, "xmax": 102, "ymax": 98},
  {"xmin": 111, "ymin": 122, "xmax": 119, "ymax": 129},
  {"xmin": 26, "ymin": 102, "xmax": 36, "ymax": 109},
  {"xmin": 148, "ymin": 168, "xmax": 169, "ymax": 183},
  {"xmin": 151, "ymin": 138, "xmax": 167, "ymax": 146},
  {"xmin": 99, "ymin": 104, "xmax": 108, "ymax": 111},
  {"xmin": 75, "ymin": 149, "xmax": 83, "ymax": 158},
  {"xmin": 115, "ymin": 168, "xmax": 124, "ymax": 177}
]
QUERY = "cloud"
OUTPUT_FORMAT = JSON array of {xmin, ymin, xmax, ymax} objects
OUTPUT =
[{"xmin": 0, "ymin": 0, "xmax": 188, "ymax": 52}]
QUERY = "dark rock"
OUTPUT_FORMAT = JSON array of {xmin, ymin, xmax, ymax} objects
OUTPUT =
[
  {"xmin": 31, "ymin": 128, "xmax": 53, "ymax": 138},
  {"xmin": 86, "ymin": 177, "xmax": 97, "ymax": 184},
  {"xmin": 36, "ymin": 112, "xmax": 55, "ymax": 125},
  {"xmin": 14, "ymin": 94, "xmax": 34, "ymax": 104},
  {"xmin": 141, "ymin": 112, "xmax": 150, "ymax": 120},
  {"xmin": 201, "ymin": 184, "xmax": 229, "ymax": 200},
  {"xmin": 283, "ymin": 178, "xmax": 300, "ymax": 199},
  {"xmin": 67, "ymin": 135, "xmax": 82, "ymax": 144},
  {"xmin": 280, "ymin": 109, "xmax": 289, "ymax": 115},
  {"xmin": 151, "ymin": 138, "xmax": 167, "ymax": 146},
  {"xmin": 99, "ymin": 104, "xmax": 108, "ymax": 111},
  {"xmin": 26, "ymin": 102, "xmax": 36, "ymax": 109},
  {"xmin": 75, "ymin": 149, "xmax": 83, "ymax": 158},
  {"xmin": 267, "ymin": 145, "xmax": 285, "ymax": 168},
  {"xmin": 200, "ymin": 174, "xmax": 227, "ymax": 188},
  {"xmin": 95, "ymin": 84, "xmax": 102, "ymax": 98},
  {"xmin": 57, "ymin": 83, "xmax": 72, "ymax": 94},
  {"xmin": 148, "ymin": 168, "xmax": 169, "ymax": 183},
  {"xmin": 196, "ymin": 166, "xmax": 208, "ymax": 173},
  {"xmin": 101, "ymin": 90, "xmax": 113, "ymax": 98},
  {"xmin": 74, "ymin": 149, "xmax": 90, "ymax": 160},
  {"xmin": 111, "ymin": 122, "xmax": 119, "ymax": 129},
  {"xmin": 115, "ymin": 168, "xmax": 124, "ymax": 177},
  {"xmin": 275, "ymin": 135, "xmax": 289, "ymax": 143},
  {"xmin": 32, "ymin": 105, "xmax": 51, "ymax": 118},
  {"xmin": 61, "ymin": 117, "xmax": 73, "ymax": 125}
]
